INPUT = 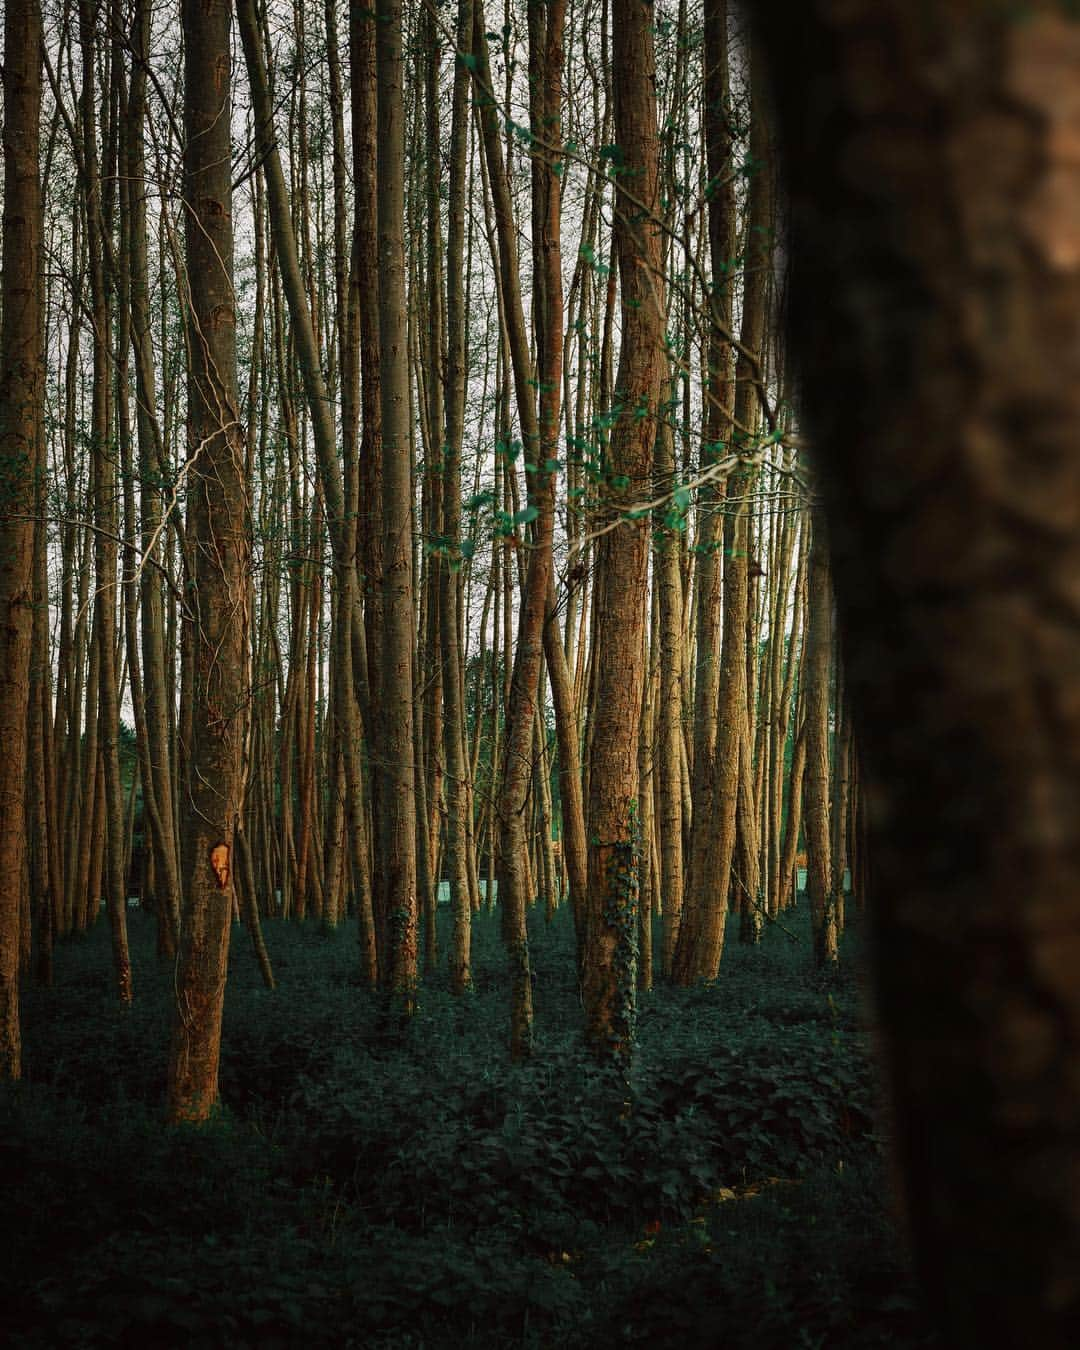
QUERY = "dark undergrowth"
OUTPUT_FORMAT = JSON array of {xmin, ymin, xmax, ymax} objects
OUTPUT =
[{"xmin": 0, "ymin": 900, "xmax": 938, "ymax": 1348}]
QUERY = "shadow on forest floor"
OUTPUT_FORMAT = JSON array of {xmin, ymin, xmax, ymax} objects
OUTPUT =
[{"xmin": 0, "ymin": 901, "xmax": 938, "ymax": 1348}]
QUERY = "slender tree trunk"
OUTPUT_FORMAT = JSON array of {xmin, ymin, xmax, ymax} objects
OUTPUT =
[
  {"xmin": 802, "ymin": 513, "xmax": 837, "ymax": 966},
  {"xmin": 375, "ymin": 0, "xmax": 419, "ymax": 1006},
  {"xmin": 471, "ymin": 2, "xmax": 559, "ymax": 1057},
  {"xmin": 441, "ymin": 0, "xmax": 475, "ymax": 993},
  {"xmin": 127, "ymin": 0, "xmax": 181, "ymax": 955},
  {"xmin": 654, "ymin": 401, "xmax": 685, "ymax": 976},
  {"xmin": 80, "ymin": 0, "xmax": 132, "ymax": 1004},
  {"xmin": 680, "ymin": 0, "xmax": 735, "ymax": 972},
  {"xmin": 351, "ymin": 0, "xmax": 383, "ymax": 992}
]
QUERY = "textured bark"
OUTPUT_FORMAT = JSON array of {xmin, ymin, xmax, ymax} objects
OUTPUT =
[
  {"xmin": 682, "ymin": 0, "xmax": 735, "ymax": 964},
  {"xmin": 582, "ymin": 0, "xmax": 664, "ymax": 1057},
  {"xmin": 351, "ymin": 0, "xmax": 384, "ymax": 964},
  {"xmin": 802, "ymin": 515, "xmax": 837, "ymax": 966},
  {"xmin": 126, "ymin": 0, "xmax": 181, "ymax": 956},
  {"xmin": 80, "ymin": 0, "xmax": 132, "ymax": 1005},
  {"xmin": 442, "ymin": 0, "xmax": 475, "ymax": 994},
  {"xmin": 769, "ymin": 513, "xmax": 807, "ymax": 916},
  {"xmin": 29, "ymin": 473, "xmax": 54, "ymax": 986},
  {"xmin": 756, "ymin": 3, "xmax": 1080, "ymax": 1342},
  {"xmin": 543, "ymin": 573, "xmax": 587, "ymax": 961},
  {"xmin": 654, "ymin": 403, "xmax": 685, "ymax": 977},
  {"xmin": 637, "ymin": 602, "xmax": 659, "ymax": 991},
  {"xmin": 375, "ymin": 0, "xmax": 419, "ymax": 1005},
  {"xmin": 0, "ymin": 0, "xmax": 43, "ymax": 1077},
  {"xmin": 674, "ymin": 38, "xmax": 773, "ymax": 980},
  {"xmin": 166, "ymin": 0, "xmax": 250, "ymax": 1123},
  {"xmin": 730, "ymin": 69, "xmax": 773, "ymax": 947},
  {"xmin": 471, "ymin": 1, "xmax": 553, "ymax": 1057}
]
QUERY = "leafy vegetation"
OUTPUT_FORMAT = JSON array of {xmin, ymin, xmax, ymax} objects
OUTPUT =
[{"xmin": 0, "ymin": 906, "xmax": 936, "ymax": 1348}]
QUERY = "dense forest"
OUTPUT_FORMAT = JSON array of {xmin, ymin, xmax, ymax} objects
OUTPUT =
[{"xmin": 1, "ymin": 0, "xmax": 1078, "ymax": 1345}]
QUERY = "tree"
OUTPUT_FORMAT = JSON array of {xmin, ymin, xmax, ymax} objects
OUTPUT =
[
  {"xmin": 582, "ymin": 0, "xmax": 665, "ymax": 1059},
  {"xmin": 801, "ymin": 510, "xmax": 837, "ymax": 966},
  {"xmin": 755, "ymin": 2, "xmax": 1080, "ymax": 1342},
  {"xmin": 374, "ymin": 0, "xmax": 419, "ymax": 1007},
  {"xmin": 0, "ymin": 0, "xmax": 43, "ymax": 1079},
  {"xmin": 671, "ymin": 0, "xmax": 737, "ymax": 985},
  {"xmin": 166, "ymin": 0, "xmax": 250, "ymax": 1123}
]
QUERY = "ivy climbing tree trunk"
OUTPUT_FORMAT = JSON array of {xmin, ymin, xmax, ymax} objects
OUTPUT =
[
  {"xmin": 582, "ymin": 0, "xmax": 664, "ymax": 1060},
  {"xmin": 756, "ymin": 3, "xmax": 1080, "ymax": 1343},
  {"xmin": 166, "ymin": 0, "xmax": 250, "ymax": 1124}
]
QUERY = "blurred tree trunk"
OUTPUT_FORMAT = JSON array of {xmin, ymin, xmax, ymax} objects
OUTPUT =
[{"xmin": 756, "ymin": 3, "xmax": 1080, "ymax": 1341}]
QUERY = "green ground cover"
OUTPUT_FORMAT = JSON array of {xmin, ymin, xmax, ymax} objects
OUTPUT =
[{"xmin": 0, "ymin": 903, "xmax": 938, "ymax": 1348}]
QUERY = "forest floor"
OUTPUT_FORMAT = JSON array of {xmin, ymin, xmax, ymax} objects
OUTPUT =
[{"xmin": 0, "ymin": 900, "xmax": 939, "ymax": 1348}]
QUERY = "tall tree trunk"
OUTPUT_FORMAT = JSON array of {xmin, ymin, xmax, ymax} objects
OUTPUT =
[
  {"xmin": 375, "ymin": 0, "xmax": 419, "ymax": 1006},
  {"xmin": 802, "ymin": 513, "xmax": 836, "ymax": 969},
  {"xmin": 81, "ymin": 0, "xmax": 132, "ymax": 1004},
  {"xmin": 470, "ymin": 2, "xmax": 557, "ymax": 1057},
  {"xmin": 127, "ymin": 0, "xmax": 181, "ymax": 957},
  {"xmin": 582, "ymin": 0, "xmax": 664, "ymax": 1060},
  {"xmin": 678, "ymin": 0, "xmax": 735, "ymax": 979},
  {"xmin": 351, "ymin": 0, "xmax": 383, "ymax": 993},
  {"xmin": 441, "ymin": 0, "xmax": 475, "ymax": 993},
  {"xmin": 654, "ymin": 401, "xmax": 685, "ymax": 977},
  {"xmin": 0, "ymin": 0, "xmax": 43, "ymax": 1077},
  {"xmin": 756, "ymin": 4, "xmax": 1080, "ymax": 1341},
  {"xmin": 166, "ymin": 0, "xmax": 250, "ymax": 1123}
]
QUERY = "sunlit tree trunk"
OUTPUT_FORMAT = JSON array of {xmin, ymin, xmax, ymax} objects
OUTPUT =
[
  {"xmin": 654, "ymin": 401, "xmax": 685, "ymax": 977},
  {"xmin": 582, "ymin": 0, "xmax": 664, "ymax": 1059}
]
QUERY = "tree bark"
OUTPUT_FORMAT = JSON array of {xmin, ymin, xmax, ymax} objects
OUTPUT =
[
  {"xmin": 375, "ymin": 0, "xmax": 419, "ymax": 1006},
  {"xmin": 755, "ymin": 3, "xmax": 1080, "ymax": 1341},
  {"xmin": 582, "ymin": 0, "xmax": 664, "ymax": 1058},
  {"xmin": 166, "ymin": 0, "xmax": 250, "ymax": 1123},
  {"xmin": 802, "ymin": 512, "xmax": 837, "ymax": 966},
  {"xmin": 0, "ymin": 0, "xmax": 43, "ymax": 1077}
]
